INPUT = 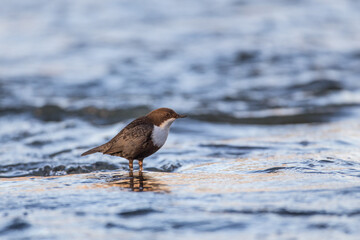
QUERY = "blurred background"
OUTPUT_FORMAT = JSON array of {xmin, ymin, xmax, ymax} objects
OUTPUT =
[
  {"xmin": 1, "ymin": 0, "xmax": 360, "ymax": 239},
  {"xmin": 1, "ymin": 0, "xmax": 360, "ymax": 124}
]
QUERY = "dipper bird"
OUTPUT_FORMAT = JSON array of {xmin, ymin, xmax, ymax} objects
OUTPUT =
[{"xmin": 81, "ymin": 108, "xmax": 186, "ymax": 172}]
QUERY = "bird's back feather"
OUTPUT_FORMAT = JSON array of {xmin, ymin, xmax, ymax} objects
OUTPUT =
[{"xmin": 81, "ymin": 116, "xmax": 154, "ymax": 159}]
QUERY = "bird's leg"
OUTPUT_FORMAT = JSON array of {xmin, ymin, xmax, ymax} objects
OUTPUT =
[
  {"xmin": 138, "ymin": 159, "xmax": 143, "ymax": 173},
  {"xmin": 129, "ymin": 159, "xmax": 134, "ymax": 172}
]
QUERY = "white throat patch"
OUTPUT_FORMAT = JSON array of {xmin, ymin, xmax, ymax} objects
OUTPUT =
[{"xmin": 151, "ymin": 118, "xmax": 176, "ymax": 147}]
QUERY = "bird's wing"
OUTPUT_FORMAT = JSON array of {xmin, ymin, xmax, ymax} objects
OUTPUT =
[{"xmin": 103, "ymin": 119, "xmax": 153, "ymax": 157}]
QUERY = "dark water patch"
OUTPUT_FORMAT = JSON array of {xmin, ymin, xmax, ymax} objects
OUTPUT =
[
  {"xmin": 315, "ymin": 158, "xmax": 360, "ymax": 167},
  {"xmin": 222, "ymin": 91, "xmax": 262, "ymax": 103},
  {"xmin": 117, "ymin": 208, "xmax": 160, "ymax": 218},
  {"xmin": 170, "ymin": 221, "xmax": 210, "ymax": 230},
  {"xmin": 0, "ymin": 107, "xmax": 30, "ymax": 116},
  {"xmin": 305, "ymin": 185, "xmax": 357, "ymax": 195},
  {"xmin": 334, "ymin": 140, "xmax": 352, "ymax": 146},
  {"xmin": 318, "ymin": 159, "xmax": 334, "ymax": 163},
  {"xmin": 1, "ymin": 104, "xmax": 358, "ymax": 126},
  {"xmin": 201, "ymin": 144, "xmax": 268, "ymax": 157},
  {"xmin": 288, "ymin": 79, "xmax": 343, "ymax": 96},
  {"xmin": 24, "ymin": 203, "xmax": 71, "ymax": 211},
  {"xmin": 105, "ymin": 222, "xmax": 165, "ymax": 232},
  {"xmin": 200, "ymin": 144, "xmax": 268, "ymax": 151},
  {"xmin": 0, "ymin": 218, "xmax": 30, "ymax": 235},
  {"xmin": 0, "ymin": 162, "xmax": 40, "ymax": 173},
  {"xmin": 204, "ymin": 222, "xmax": 247, "ymax": 232},
  {"xmin": 269, "ymin": 52, "xmax": 301, "ymax": 64},
  {"xmin": 26, "ymin": 137, "xmax": 76, "ymax": 148},
  {"xmin": 145, "ymin": 162, "xmax": 182, "ymax": 172},
  {"xmin": 214, "ymin": 50, "xmax": 260, "ymax": 76},
  {"xmin": 75, "ymin": 211, "xmax": 86, "ymax": 216},
  {"xmin": 64, "ymin": 162, "xmax": 120, "ymax": 175},
  {"xmin": 1, "ymin": 105, "xmax": 151, "ymax": 125},
  {"xmin": 191, "ymin": 105, "xmax": 354, "ymax": 125},
  {"xmin": 251, "ymin": 167, "xmax": 291, "ymax": 173},
  {"xmin": 189, "ymin": 63, "xmax": 206, "ymax": 74},
  {"xmin": 251, "ymin": 166, "xmax": 316, "ymax": 174},
  {"xmin": 298, "ymin": 140, "xmax": 314, "ymax": 146},
  {"xmin": 48, "ymin": 149, "xmax": 73, "ymax": 158},
  {"xmin": 109, "ymin": 218, "xmax": 248, "ymax": 232},
  {"xmin": 208, "ymin": 152, "xmax": 247, "ymax": 157},
  {"xmin": 26, "ymin": 139, "xmax": 51, "ymax": 147},
  {"xmin": 307, "ymin": 223, "xmax": 345, "ymax": 230},
  {"xmin": 171, "ymin": 220, "xmax": 247, "ymax": 232},
  {"xmin": 0, "ymin": 162, "xmax": 45, "ymax": 176},
  {"xmin": 0, "ymin": 161, "xmax": 121, "ymax": 178},
  {"xmin": 157, "ymin": 150, "xmax": 196, "ymax": 156},
  {"xmin": 34, "ymin": 105, "xmax": 151, "ymax": 125},
  {"xmin": 234, "ymin": 50, "xmax": 259, "ymax": 64},
  {"xmin": 302, "ymin": 158, "xmax": 360, "ymax": 177},
  {"xmin": 0, "ymin": 128, "xmax": 34, "ymax": 142},
  {"xmin": 154, "ymin": 49, "xmax": 175, "ymax": 60},
  {"xmin": 217, "ymin": 208, "xmax": 360, "ymax": 217}
]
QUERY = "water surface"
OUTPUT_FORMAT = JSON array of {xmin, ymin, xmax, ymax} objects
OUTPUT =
[{"xmin": 1, "ymin": 0, "xmax": 360, "ymax": 239}]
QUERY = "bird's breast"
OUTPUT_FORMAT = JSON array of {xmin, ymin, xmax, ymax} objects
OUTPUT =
[{"xmin": 151, "ymin": 125, "xmax": 170, "ymax": 147}]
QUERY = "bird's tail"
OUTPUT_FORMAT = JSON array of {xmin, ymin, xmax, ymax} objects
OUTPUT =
[{"xmin": 81, "ymin": 144, "xmax": 106, "ymax": 156}]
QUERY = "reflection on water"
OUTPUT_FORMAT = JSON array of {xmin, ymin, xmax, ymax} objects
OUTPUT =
[{"xmin": 93, "ymin": 171, "xmax": 170, "ymax": 193}]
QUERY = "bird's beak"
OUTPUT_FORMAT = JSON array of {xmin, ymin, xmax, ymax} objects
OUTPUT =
[{"xmin": 177, "ymin": 114, "xmax": 187, "ymax": 118}]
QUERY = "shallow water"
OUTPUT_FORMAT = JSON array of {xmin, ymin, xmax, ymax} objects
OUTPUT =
[{"xmin": 1, "ymin": 0, "xmax": 360, "ymax": 239}]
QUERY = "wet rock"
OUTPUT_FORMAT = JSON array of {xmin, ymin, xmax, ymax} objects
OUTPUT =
[
  {"xmin": 66, "ymin": 166, "xmax": 90, "ymax": 174},
  {"xmin": 32, "ymin": 165, "xmax": 53, "ymax": 176},
  {"xmin": 53, "ymin": 165, "xmax": 66, "ymax": 172}
]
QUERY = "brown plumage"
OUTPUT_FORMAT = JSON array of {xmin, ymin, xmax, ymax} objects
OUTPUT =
[{"xmin": 81, "ymin": 108, "xmax": 186, "ymax": 172}]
